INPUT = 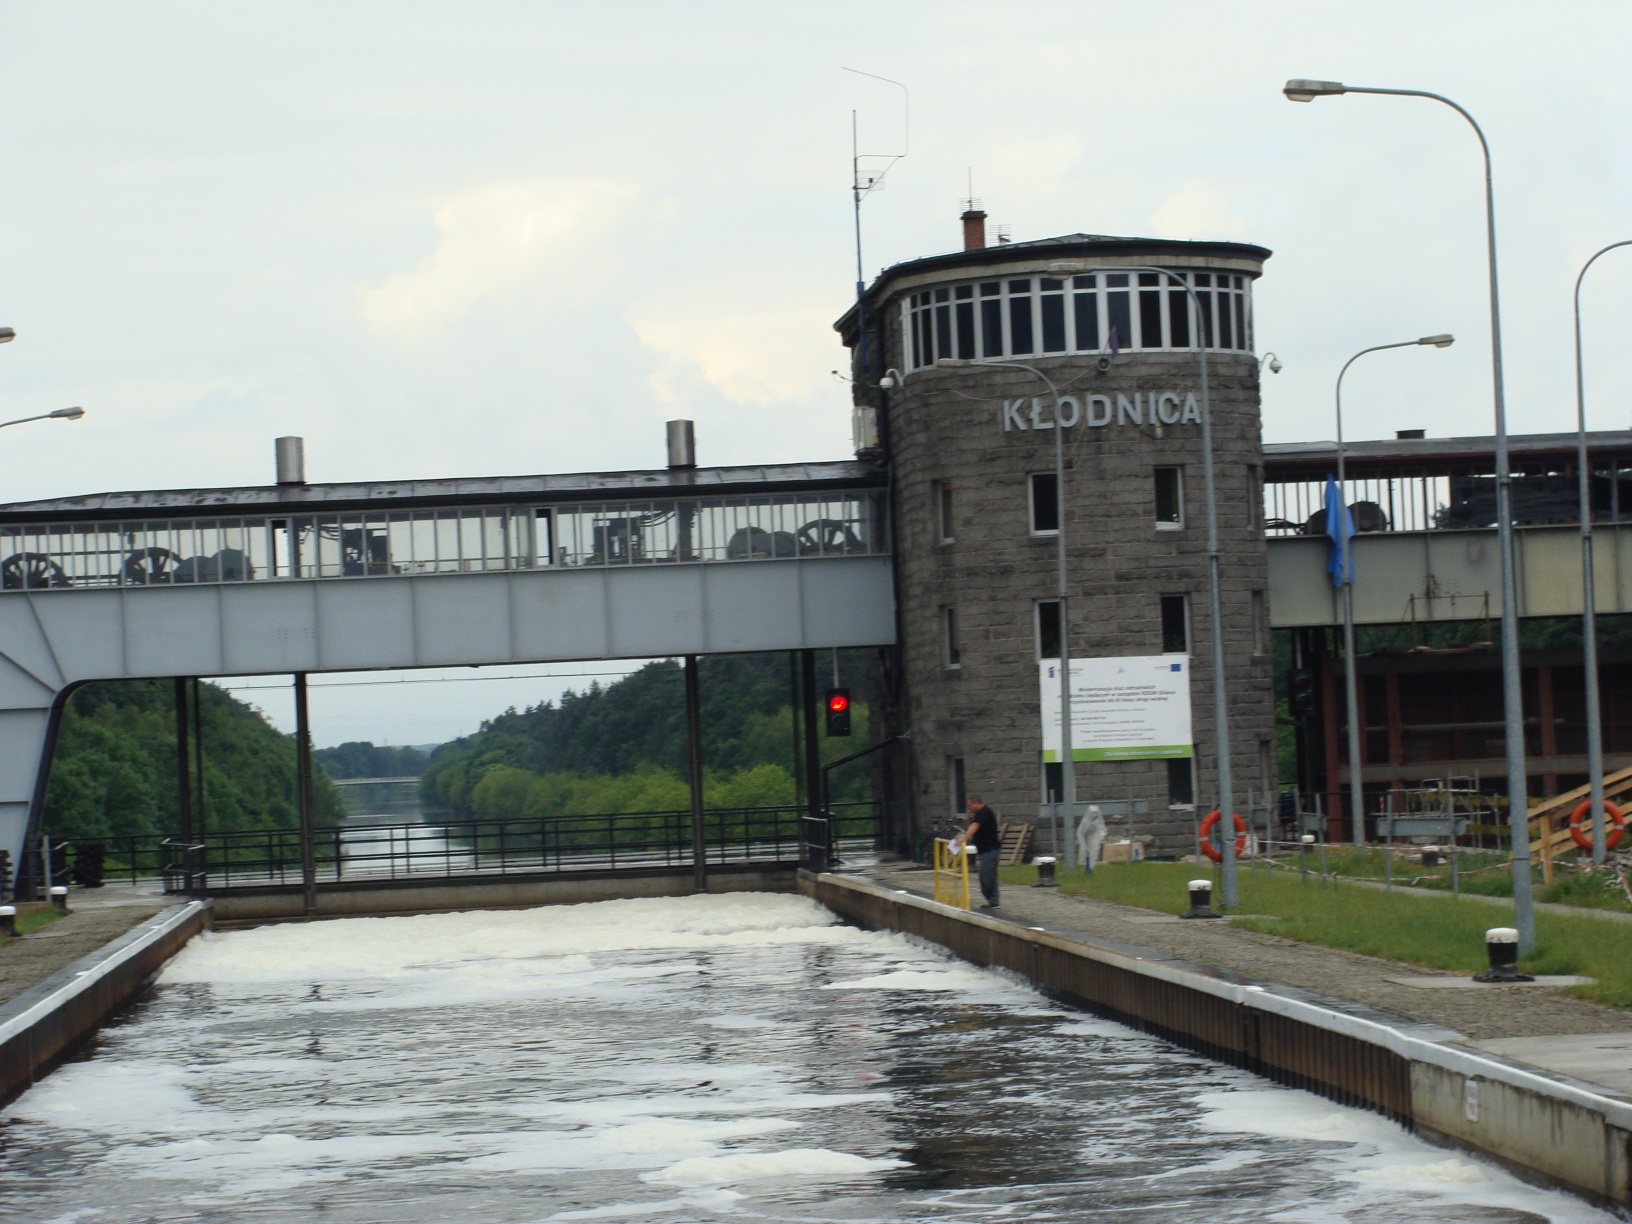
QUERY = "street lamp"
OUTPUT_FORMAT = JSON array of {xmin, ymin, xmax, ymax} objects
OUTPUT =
[
  {"xmin": 932, "ymin": 356, "xmax": 1085, "ymax": 872},
  {"xmin": 1573, "ymin": 241, "xmax": 1632, "ymax": 864},
  {"xmin": 1044, "ymin": 260, "xmax": 1238, "ymax": 906},
  {"xmin": 1259, "ymin": 353, "xmax": 1283, "ymax": 374},
  {"xmin": 0, "ymin": 406, "xmax": 85, "ymax": 430},
  {"xmin": 1285, "ymin": 78, "xmax": 1536, "ymax": 951},
  {"xmin": 1333, "ymin": 335, "xmax": 1454, "ymax": 850}
]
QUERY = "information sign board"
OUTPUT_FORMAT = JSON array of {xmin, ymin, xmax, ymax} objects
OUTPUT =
[{"xmin": 1040, "ymin": 656, "xmax": 1193, "ymax": 763}]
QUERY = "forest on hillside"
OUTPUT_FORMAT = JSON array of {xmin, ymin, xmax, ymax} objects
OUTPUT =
[
  {"xmin": 42, "ymin": 680, "xmax": 344, "ymax": 843},
  {"xmin": 313, "ymin": 741, "xmax": 430, "ymax": 779},
  {"xmin": 421, "ymin": 651, "xmax": 876, "ymax": 823}
]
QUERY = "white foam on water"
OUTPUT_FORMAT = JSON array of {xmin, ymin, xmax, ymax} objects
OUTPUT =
[
  {"xmin": 698, "ymin": 1014, "xmax": 781, "ymax": 1030},
  {"xmin": 824, "ymin": 969, "xmax": 966, "ymax": 991},
  {"xmin": 160, "ymin": 893, "xmax": 845, "ymax": 984},
  {"xmin": 1195, "ymin": 1088, "xmax": 1616, "ymax": 1222},
  {"xmin": 591, "ymin": 1116, "xmax": 801, "ymax": 1156},
  {"xmin": 648, "ymin": 1147, "xmax": 908, "ymax": 1185}
]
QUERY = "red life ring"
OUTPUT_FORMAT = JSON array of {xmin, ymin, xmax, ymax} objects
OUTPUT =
[
  {"xmin": 1199, "ymin": 810, "xmax": 1247, "ymax": 862},
  {"xmin": 1568, "ymin": 799, "xmax": 1625, "ymax": 852}
]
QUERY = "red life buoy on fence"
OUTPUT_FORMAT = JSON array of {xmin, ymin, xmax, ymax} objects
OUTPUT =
[
  {"xmin": 1569, "ymin": 799, "xmax": 1625, "ymax": 852},
  {"xmin": 1199, "ymin": 810, "xmax": 1248, "ymax": 862}
]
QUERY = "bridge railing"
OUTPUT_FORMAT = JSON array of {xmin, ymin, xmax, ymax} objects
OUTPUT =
[
  {"xmin": 0, "ymin": 489, "xmax": 888, "ymax": 592},
  {"xmin": 159, "ymin": 802, "xmax": 877, "ymax": 891}
]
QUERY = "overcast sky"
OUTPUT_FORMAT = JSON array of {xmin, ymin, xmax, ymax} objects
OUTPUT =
[{"xmin": 3, "ymin": 2, "xmax": 1630, "ymax": 746}]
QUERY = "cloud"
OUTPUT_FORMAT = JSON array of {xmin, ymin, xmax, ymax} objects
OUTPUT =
[
  {"xmin": 1148, "ymin": 179, "xmax": 1252, "ymax": 242},
  {"xmin": 358, "ymin": 181, "xmax": 641, "ymax": 338},
  {"xmin": 628, "ymin": 303, "xmax": 838, "ymax": 407}
]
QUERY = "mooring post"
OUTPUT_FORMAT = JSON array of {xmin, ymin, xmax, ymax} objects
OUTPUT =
[
  {"xmin": 294, "ymin": 673, "xmax": 317, "ymax": 914},
  {"xmin": 684, "ymin": 655, "xmax": 707, "ymax": 893}
]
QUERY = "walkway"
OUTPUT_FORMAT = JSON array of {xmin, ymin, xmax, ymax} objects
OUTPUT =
[{"xmin": 0, "ymin": 881, "xmax": 169, "ymax": 1006}]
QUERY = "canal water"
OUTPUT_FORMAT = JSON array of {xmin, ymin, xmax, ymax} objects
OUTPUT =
[{"xmin": 0, "ymin": 894, "xmax": 1613, "ymax": 1222}]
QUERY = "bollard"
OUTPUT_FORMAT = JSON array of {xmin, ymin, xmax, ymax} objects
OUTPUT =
[
  {"xmin": 0, "ymin": 905, "xmax": 13, "ymax": 937},
  {"xmin": 1473, "ymin": 926, "xmax": 1533, "ymax": 983},
  {"xmin": 49, "ymin": 885, "xmax": 68, "ymax": 915},
  {"xmin": 1299, "ymin": 833, "xmax": 1314, "ymax": 882},
  {"xmin": 1034, "ymin": 856, "xmax": 1057, "ymax": 888},
  {"xmin": 1180, "ymin": 877, "xmax": 1220, "ymax": 920}
]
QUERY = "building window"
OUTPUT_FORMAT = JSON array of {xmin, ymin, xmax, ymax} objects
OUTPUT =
[
  {"xmin": 936, "ymin": 480, "xmax": 955, "ymax": 544},
  {"xmin": 1030, "ymin": 472, "xmax": 1059, "ymax": 534},
  {"xmin": 902, "ymin": 270, "xmax": 1255, "ymax": 371},
  {"xmin": 1037, "ymin": 599, "xmax": 1062, "ymax": 659},
  {"xmin": 945, "ymin": 606, "xmax": 961, "ymax": 667},
  {"xmin": 1168, "ymin": 757, "xmax": 1194, "ymax": 807},
  {"xmin": 1160, "ymin": 595, "xmax": 1187, "ymax": 654},
  {"xmin": 1155, "ymin": 466, "xmax": 1183, "ymax": 528},
  {"xmin": 1251, "ymin": 590, "xmax": 1268, "ymax": 656},
  {"xmin": 1042, "ymin": 759, "xmax": 1063, "ymax": 804},
  {"xmin": 950, "ymin": 756, "xmax": 967, "ymax": 815},
  {"xmin": 1246, "ymin": 465, "xmax": 1260, "ymax": 533}
]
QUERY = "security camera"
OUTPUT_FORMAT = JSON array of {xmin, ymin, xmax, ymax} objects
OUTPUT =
[{"xmin": 1095, "ymin": 356, "xmax": 1112, "ymax": 374}]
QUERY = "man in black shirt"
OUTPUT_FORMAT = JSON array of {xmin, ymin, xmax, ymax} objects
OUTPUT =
[{"xmin": 951, "ymin": 794, "xmax": 1001, "ymax": 909}]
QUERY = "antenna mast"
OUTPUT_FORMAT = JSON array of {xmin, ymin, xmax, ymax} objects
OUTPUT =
[{"xmin": 841, "ymin": 68, "xmax": 908, "ymax": 374}]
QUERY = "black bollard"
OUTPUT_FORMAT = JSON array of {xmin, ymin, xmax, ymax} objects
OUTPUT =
[
  {"xmin": 1181, "ymin": 878, "xmax": 1220, "ymax": 919},
  {"xmin": 1472, "ymin": 926, "xmax": 1533, "ymax": 983},
  {"xmin": 49, "ymin": 885, "xmax": 69, "ymax": 915},
  {"xmin": 1034, "ymin": 856, "xmax": 1057, "ymax": 888},
  {"xmin": 0, "ymin": 905, "xmax": 13, "ymax": 938}
]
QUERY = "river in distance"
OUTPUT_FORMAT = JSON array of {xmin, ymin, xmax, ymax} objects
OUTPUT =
[{"xmin": 0, "ymin": 893, "xmax": 1615, "ymax": 1222}]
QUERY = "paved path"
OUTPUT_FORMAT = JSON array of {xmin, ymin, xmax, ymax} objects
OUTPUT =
[
  {"xmin": 858, "ymin": 857, "xmax": 1632, "ymax": 1101},
  {"xmin": 0, "ymin": 882, "xmax": 170, "ymax": 1006}
]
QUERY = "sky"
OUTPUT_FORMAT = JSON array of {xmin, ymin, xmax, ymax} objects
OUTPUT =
[{"xmin": 2, "ymin": 1, "xmax": 1630, "ymax": 746}]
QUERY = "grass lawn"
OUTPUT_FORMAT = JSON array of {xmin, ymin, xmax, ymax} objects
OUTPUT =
[
  {"xmin": 3, "ymin": 903, "xmax": 63, "ymax": 939},
  {"xmin": 997, "ymin": 860, "xmax": 1632, "ymax": 1009},
  {"xmin": 1291, "ymin": 846, "xmax": 1632, "ymax": 914}
]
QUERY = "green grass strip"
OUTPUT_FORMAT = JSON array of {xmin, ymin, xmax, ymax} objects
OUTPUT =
[{"xmin": 998, "ymin": 860, "xmax": 1632, "ymax": 1009}]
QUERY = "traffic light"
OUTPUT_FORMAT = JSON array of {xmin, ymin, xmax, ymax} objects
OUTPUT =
[
  {"xmin": 824, "ymin": 688, "xmax": 852, "ymax": 736},
  {"xmin": 1290, "ymin": 669, "xmax": 1316, "ymax": 722}
]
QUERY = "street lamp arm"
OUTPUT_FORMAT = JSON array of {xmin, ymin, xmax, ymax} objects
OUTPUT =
[{"xmin": 0, "ymin": 408, "xmax": 84, "ymax": 431}]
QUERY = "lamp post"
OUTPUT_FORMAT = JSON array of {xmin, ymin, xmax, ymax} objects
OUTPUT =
[
  {"xmin": 929, "ymin": 357, "xmax": 1085, "ymax": 872},
  {"xmin": 0, "ymin": 406, "xmax": 84, "ymax": 431},
  {"xmin": 1573, "ymin": 241, "xmax": 1632, "ymax": 864},
  {"xmin": 1333, "ymin": 335, "xmax": 1454, "ymax": 849},
  {"xmin": 1042, "ymin": 260, "xmax": 1236, "ymax": 907},
  {"xmin": 1285, "ymin": 78, "xmax": 1536, "ymax": 953}
]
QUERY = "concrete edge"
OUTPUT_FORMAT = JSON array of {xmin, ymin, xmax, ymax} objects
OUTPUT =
[
  {"xmin": 805, "ymin": 871, "xmax": 1632, "ymax": 1209},
  {"xmin": 0, "ymin": 900, "xmax": 211, "ymax": 1105}
]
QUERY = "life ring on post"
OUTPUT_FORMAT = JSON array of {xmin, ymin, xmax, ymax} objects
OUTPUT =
[
  {"xmin": 1568, "ymin": 799, "xmax": 1625, "ymax": 852},
  {"xmin": 1199, "ymin": 810, "xmax": 1248, "ymax": 862}
]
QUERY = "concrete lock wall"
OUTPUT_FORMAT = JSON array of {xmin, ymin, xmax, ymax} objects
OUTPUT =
[
  {"xmin": 801, "ymin": 870, "xmax": 1632, "ymax": 1210},
  {"xmin": 0, "ymin": 901, "xmax": 210, "ymax": 1106}
]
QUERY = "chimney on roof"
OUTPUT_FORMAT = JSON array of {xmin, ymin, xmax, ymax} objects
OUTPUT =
[{"xmin": 961, "ymin": 206, "xmax": 987, "ymax": 252}]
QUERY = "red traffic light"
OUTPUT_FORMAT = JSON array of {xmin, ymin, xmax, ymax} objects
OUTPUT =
[{"xmin": 827, "ymin": 693, "xmax": 850, "ymax": 714}]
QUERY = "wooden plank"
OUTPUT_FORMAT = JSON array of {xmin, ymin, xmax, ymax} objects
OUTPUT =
[
  {"xmin": 999, "ymin": 822, "xmax": 1033, "ymax": 867},
  {"xmin": 1527, "ymin": 763, "xmax": 1632, "ymax": 824}
]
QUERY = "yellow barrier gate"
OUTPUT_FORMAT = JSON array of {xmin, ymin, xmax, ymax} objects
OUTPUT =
[{"xmin": 932, "ymin": 838, "xmax": 971, "ymax": 910}]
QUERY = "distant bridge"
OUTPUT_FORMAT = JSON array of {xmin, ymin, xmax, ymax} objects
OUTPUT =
[{"xmin": 329, "ymin": 776, "xmax": 422, "ymax": 787}]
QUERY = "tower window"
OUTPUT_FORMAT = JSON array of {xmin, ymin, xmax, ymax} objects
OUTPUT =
[{"xmin": 1030, "ymin": 473, "xmax": 1059, "ymax": 535}]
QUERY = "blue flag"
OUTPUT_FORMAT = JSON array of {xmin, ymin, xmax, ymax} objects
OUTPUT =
[{"xmin": 1325, "ymin": 475, "xmax": 1354, "ymax": 587}]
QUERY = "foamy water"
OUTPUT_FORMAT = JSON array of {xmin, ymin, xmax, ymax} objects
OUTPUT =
[{"xmin": 0, "ymin": 893, "xmax": 1612, "ymax": 1222}]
